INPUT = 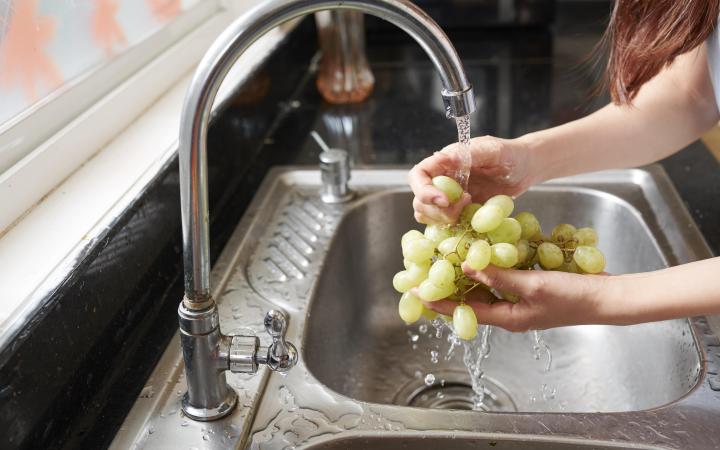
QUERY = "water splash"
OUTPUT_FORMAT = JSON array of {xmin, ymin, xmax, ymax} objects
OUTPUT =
[
  {"xmin": 424, "ymin": 373, "xmax": 436, "ymax": 386},
  {"xmin": 532, "ymin": 330, "xmax": 553, "ymax": 372},
  {"xmin": 462, "ymin": 324, "xmax": 493, "ymax": 410}
]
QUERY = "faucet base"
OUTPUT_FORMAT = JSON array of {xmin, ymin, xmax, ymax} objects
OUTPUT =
[{"xmin": 181, "ymin": 388, "xmax": 238, "ymax": 422}]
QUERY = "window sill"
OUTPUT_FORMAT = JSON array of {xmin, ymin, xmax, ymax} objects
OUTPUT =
[{"xmin": 0, "ymin": 6, "xmax": 298, "ymax": 346}]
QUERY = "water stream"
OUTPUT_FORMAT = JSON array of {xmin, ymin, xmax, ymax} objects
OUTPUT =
[
  {"xmin": 417, "ymin": 116, "xmax": 555, "ymax": 411},
  {"xmin": 454, "ymin": 115, "xmax": 472, "ymax": 190}
]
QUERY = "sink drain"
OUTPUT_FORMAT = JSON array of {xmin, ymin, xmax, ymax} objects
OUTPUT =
[{"xmin": 394, "ymin": 370, "xmax": 517, "ymax": 412}]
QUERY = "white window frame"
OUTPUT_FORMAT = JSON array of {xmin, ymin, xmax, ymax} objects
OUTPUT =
[{"xmin": 0, "ymin": 0, "xmax": 300, "ymax": 345}]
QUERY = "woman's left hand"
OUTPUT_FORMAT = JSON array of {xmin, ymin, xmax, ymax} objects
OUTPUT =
[{"xmin": 425, "ymin": 263, "xmax": 612, "ymax": 331}]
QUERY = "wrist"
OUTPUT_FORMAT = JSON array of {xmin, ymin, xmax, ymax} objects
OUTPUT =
[
  {"xmin": 582, "ymin": 275, "xmax": 627, "ymax": 325},
  {"xmin": 516, "ymin": 131, "xmax": 555, "ymax": 185}
]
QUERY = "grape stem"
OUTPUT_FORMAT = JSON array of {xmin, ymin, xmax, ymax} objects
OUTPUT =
[{"xmin": 462, "ymin": 282, "xmax": 483, "ymax": 296}]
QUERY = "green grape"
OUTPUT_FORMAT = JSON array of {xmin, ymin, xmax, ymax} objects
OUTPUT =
[
  {"xmin": 460, "ymin": 203, "xmax": 482, "ymax": 224},
  {"xmin": 432, "ymin": 175, "xmax": 463, "ymax": 203},
  {"xmin": 574, "ymin": 227, "xmax": 598, "ymax": 247},
  {"xmin": 437, "ymin": 235, "xmax": 472, "ymax": 263},
  {"xmin": 490, "ymin": 243, "xmax": 519, "ymax": 268},
  {"xmin": 392, "ymin": 271, "xmax": 414, "ymax": 293},
  {"xmin": 537, "ymin": 242, "xmax": 563, "ymax": 269},
  {"xmin": 558, "ymin": 259, "xmax": 580, "ymax": 273},
  {"xmin": 453, "ymin": 304, "xmax": 478, "ymax": 340},
  {"xmin": 487, "ymin": 218, "xmax": 522, "ymax": 244},
  {"xmin": 424, "ymin": 224, "xmax": 453, "ymax": 245},
  {"xmin": 392, "ymin": 262, "xmax": 429, "ymax": 292},
  {"xmin": 398, "ymin": 292, "xmax": 424, "ymax": 324},
  {"xmin": 401, "ymin": 229, "xmax": 424, "ymax": 246},
  {"xmin": 551, "ymin": 224, "xmax": 577, "ymax": 244},
  {"xmin": 402, "ymin": 237, "xmax": 435, "ymax": 263},
  {"xmin": 418, "ymin": 279, "xmax": 455, "ymax": 302},
  {"xmin": 421, "ymin": 306, "xmax": 438, "ymax": 320},
  {"xmin": 485, "ymin": 194, "xmax": 514, "ymax": 217},
  {"xmin": 438, "ymin": 237, "xmax": 461, "ymax": 265},
  {"xmin": 515, "ymin": 211, "xmax": 541, "ymax": 240},
  {"xmin": 471, "ymin": 205, "xmax": 504, "ymax": 233},
  {"xmin": 516, "ymin": 239, "xmax": 530, "ymax": 265},
  {"xmin": 404, "ymin": 259, "xmax": 431, "ymax": 271},
  {"xmin": 465, "ymin": 240, "xmax": 491, "ymax": 271},
  {"xmin": 428, "ymin": 259, "xmax": 456, "ymax": 288},
  {"xmin": 573, "ymin": 246, "xmax": 606, "ymax": 274}
]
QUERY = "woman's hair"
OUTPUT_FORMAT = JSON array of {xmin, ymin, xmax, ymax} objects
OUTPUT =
[{"xmin": 605, "ymin": 0, "xmax": 720, "ymax": 104}]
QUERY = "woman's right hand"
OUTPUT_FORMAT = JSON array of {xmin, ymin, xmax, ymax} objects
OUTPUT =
[{"xmin": 408, "ymin": 135, "xmax": 537, "ymax": 224}]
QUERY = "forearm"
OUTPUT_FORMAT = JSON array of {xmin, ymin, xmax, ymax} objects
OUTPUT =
[
  {"xmin": 520, "ymin": 45, "xmax": 719, "ymax": 182},
  {"xmin": 599, "ymin": 257, "xmax": 720, "ymax": 325}
]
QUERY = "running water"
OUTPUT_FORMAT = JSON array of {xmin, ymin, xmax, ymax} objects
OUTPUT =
[
  {"xmin": 462, "ymin": 324, "xmax": 492, "ymax": 410},
  {"xmin": 532, "ymin": 330, "xmax": 553, "ymax": 372},
  {"xmin": 414, "ymin": 116, "xmax": 556, "ymax": 411},
  {"xmin": 454, "ymin": 115, "xmax": 472, "ymax": 190}
]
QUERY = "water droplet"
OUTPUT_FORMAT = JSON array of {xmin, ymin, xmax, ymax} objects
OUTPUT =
[
  {"xmin": 202, "ymin": 434, "xmax": 209, "ymax": 441},
  {"xmin": 418, "ymin": 324, "xmax": 428, "ymax": 334},
  {"xmin": 424, "ymin": 373, "xmax": 436, "ymax": 386},
  {"xmin": 409, "ymin": 334, "xmax": 419, "ymax": 343},
  {"xmin": 180, "ymin": 421, "xmax": 188, "ymax": 427},
  {"xmin": 430, "ymin": 350, "xmax": 439, "ymax": 364}
]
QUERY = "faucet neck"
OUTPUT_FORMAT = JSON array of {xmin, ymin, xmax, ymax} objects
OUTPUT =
[{"xmin": 179, "ymin": 0, "xmax": 475, "ymax": 303}]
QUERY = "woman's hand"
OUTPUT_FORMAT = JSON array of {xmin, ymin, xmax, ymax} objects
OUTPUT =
[
  {"xmin": 426, "ymin": 263, "xmax": 612, "ymax": 331},
  {"xmin": 408, "ymin": 136, "xmax": 537, "ymax": 225}
]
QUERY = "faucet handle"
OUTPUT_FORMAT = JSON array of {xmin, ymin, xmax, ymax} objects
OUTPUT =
[{"xmin": 262, "ymin": 310, "xmax": 298, "ymax": 373}]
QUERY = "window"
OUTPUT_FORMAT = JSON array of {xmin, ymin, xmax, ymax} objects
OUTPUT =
[{"xmin": 0, "ymin": 0, "xmax": 208, "ymax": 173}]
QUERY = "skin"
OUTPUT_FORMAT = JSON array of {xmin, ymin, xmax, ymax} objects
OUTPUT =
[{"xmin": 410, "ymin": 44, "xmax": 720, "ymax": 331}]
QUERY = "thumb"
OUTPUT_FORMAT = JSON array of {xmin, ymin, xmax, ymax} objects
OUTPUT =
[{"xmin": 462, "ymin": 263, "xmax": 544, "ymax": 299}]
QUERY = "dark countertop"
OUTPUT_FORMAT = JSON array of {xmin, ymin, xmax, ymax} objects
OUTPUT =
[{"xmin": 262, "ymin": 7, "xmax": 720, "ymax": 255}]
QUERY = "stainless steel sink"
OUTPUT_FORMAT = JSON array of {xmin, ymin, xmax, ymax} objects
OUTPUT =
[
  {"xmin": 304, "ymin": 187, "xmax": 701, "ymax": 413},
  {"xmin": 111, "ymin": 166, "xmax": 719, "ymax": 450},
  {"xmin": 301, "ymin": 433, "xmax": 661, "ymax": 449}
]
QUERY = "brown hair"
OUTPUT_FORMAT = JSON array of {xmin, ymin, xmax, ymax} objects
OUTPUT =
[{"xmin": 605, "ymin": 0, "xmax": 720, "ymax": 104}]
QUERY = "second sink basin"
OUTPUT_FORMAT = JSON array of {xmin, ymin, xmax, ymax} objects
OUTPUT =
[{"xmin": 304, "ymin": 178, "xmax": 702, "ymax": 413}]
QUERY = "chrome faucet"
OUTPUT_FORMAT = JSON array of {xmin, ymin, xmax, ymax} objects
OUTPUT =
[{"xmin": 177, "ymin": 0, "xmax": 476, "ymax": 422}]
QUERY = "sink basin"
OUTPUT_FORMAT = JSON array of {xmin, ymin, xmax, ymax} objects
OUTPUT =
[
  {"xmin": 302, "ymin": 433, "xmax": 661, "ymax": 449},
  {"xmin": 112, "ymin": 167, "xmax": 718, "ymax": 450},
  {"xmin": 304, "ymin": 185, "xmax": 701, "ymax": 413}
]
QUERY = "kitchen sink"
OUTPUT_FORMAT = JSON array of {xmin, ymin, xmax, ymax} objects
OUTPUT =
[
  {"xmin": 301, "ymin": 433, "xmax": 661, "ymax": 449},
  {"xmin": 304, "ymin": 187, "xmax": 701, "ymax": 413},
  {"xmin": 112, "ymin": 166, "xmax": 719, "ymax": 450}
]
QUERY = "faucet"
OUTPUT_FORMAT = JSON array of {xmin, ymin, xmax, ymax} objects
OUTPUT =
[{"xmin": 177, "ymin": 0, "xmax": 476, "ymax": 422}]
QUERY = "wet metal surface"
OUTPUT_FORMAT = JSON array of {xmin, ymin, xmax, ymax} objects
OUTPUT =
[{"xmin": 113, "ymin": 167, "xmax": 718, "ymax": 450}]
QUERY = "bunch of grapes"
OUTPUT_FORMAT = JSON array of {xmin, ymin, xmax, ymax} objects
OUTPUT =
[{"xmin": 394, "ymin": 176, "xmax": 606, "ymax": 340}]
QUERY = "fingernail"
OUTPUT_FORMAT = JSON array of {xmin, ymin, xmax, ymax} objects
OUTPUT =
[{"xmin": 433, "ymin": 196, "xmax": 449, "ymax": 207}]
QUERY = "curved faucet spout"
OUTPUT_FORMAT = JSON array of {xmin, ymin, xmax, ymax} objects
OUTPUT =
[{"xmin": 180, "ymin": 0, "xmax": 476, "ymax": 302}]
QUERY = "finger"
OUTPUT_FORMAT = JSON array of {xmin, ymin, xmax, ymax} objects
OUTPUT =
[
  {"xmin": 413, "ymin": 198, "xmax": 450, "ymax": 224},
  {"xmin": 463, "ymin": 300, "xmax": 532, "ymax": 332},
  {"xmin": 423, "ymin": 299, "xmax": 456, "ymax": 316},
  {"xmin": 423, "ymin": 286, "xmax": 498, "ymax": 315},
  {"xmin": 462, "ymin": 263, "xmax": 544, "ymax": 298},
  {"xmin": 414, "ymin": 210, "xmax": 431, "ymax": 225},
  {"xmin": 445, "ymin": 192, "xmax": 471, "ymax": 219},
  {"xmin": 409, "ymin": 167, "xmax": 450, "ymax": 207}
]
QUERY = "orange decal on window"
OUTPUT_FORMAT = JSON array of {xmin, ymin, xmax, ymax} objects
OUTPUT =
[
  {"xmin": 146, "ymin": 0, "xmax": 180, "ymax": 21},
  {"xmin": 0, "ymin": 0, "xmax": 63, "ymax": 101},
  {"xmin": 92, "ymin": 0, "xmax": 126, "ymax": 56}
]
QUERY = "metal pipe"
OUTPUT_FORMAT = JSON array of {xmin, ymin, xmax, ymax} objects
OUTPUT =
[
  {"xmin": 179, "ymin": 0, "xmax": 475, "ymax": 302},
  {"xmin": 177, "ymin": 0, "xmax": 475, "ymax": 421}
]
